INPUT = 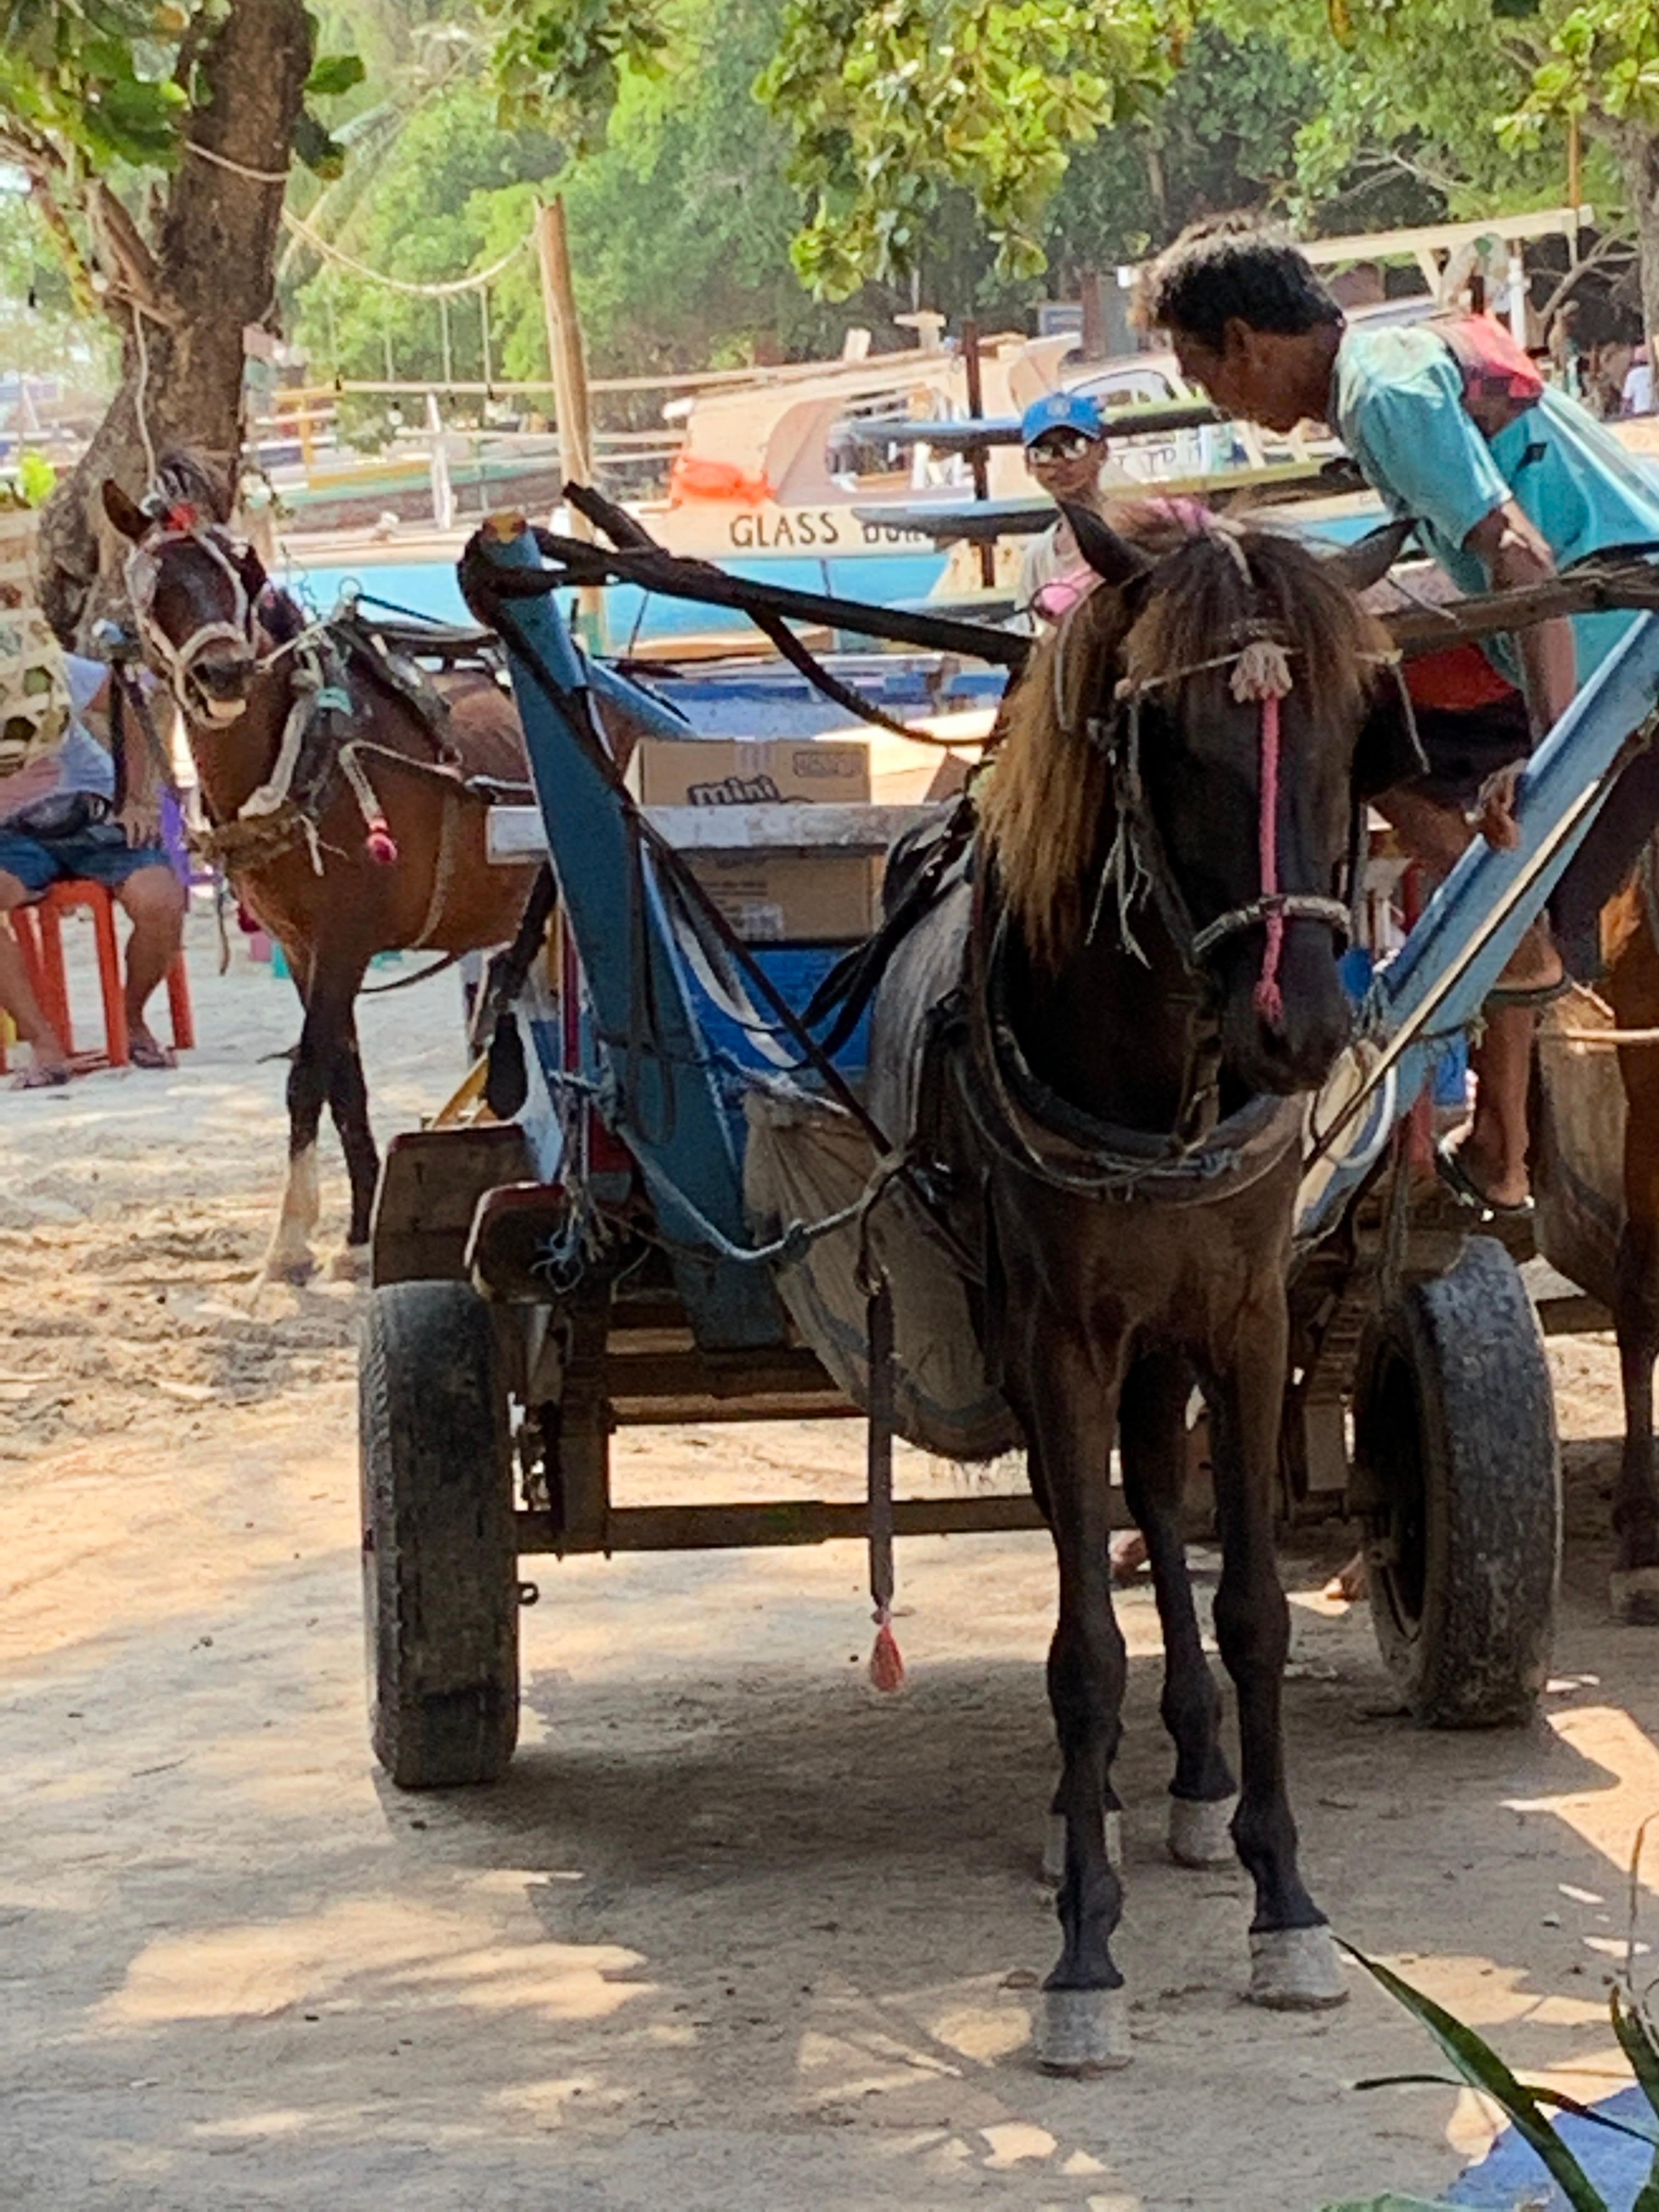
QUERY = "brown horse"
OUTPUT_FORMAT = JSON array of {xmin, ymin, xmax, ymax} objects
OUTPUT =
[
  {"xmin": 1535, "ymin": 851, "xmax": 1659, "ymax": 1620},
  {"xmin": 868, "ymin": 507, "xmax": 1410, "ymax": 2069},
  {"xmin": 100, "ymin": 456, "xmax": 539, "ymax": 1283}
]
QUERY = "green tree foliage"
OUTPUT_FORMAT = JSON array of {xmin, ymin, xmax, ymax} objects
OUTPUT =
[{"xmin": 289, "ymin": 0, "xmax": 1043, "ymax": 390}]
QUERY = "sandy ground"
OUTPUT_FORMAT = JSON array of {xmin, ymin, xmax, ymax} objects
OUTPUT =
[{"xmin": 5, "ymin": 911, "xmax": 1659, "ymax": 2210}]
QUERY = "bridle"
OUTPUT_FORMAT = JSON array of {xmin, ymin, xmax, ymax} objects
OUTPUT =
[
  {"xmin": 1077, "ymin": 618, "xmax": 1355, "ymax": 1033},
  {"xmin": 124, "ymin": 502, "xmax": 260, "ymax": 726}
]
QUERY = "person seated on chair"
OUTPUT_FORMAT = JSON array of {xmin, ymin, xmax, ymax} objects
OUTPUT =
[
  {"xmin": 0, "ymin": 654, "xmax": 185, "ymax": 1088},
  {"xmin": 1140, "ymin": 215, "xmax": 1659, "ymax": 1217}
]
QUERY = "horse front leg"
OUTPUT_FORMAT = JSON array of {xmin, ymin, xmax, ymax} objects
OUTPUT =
[
  {"xmin": 1206, "ymin": 1302, "xmax": 1345, "ymax": 2011},
  {"xmin": 1119, "ymin": 1352, "xmax": 1237, "ymax": 1868},
  {"xmin": 1017, "ymin": 1321, "xmax": 1132, "ymax": 2074},
  {"xmin": 261, "ymin": 957, "xmax": 363, "ymax": 1287},
  {"xmin": 325, "ymin": 1006, "xmax": 379, "ymax": 1280}
]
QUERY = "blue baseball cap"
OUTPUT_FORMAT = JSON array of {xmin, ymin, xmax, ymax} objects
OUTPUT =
[{"xmin": 1021, "ymin": 390, "xmax": 1108, "ymax": 448}]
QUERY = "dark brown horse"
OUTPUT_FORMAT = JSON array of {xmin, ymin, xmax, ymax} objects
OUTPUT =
[
  {"xmin": 100, "ymin": 456, "xmax": 539, "ymax": 1284},
  {"xmin": 869, "ymin": 507, "xmax": 1409, "ymax": 2070}
]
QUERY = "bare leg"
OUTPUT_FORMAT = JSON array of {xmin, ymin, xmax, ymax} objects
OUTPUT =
[
  {"xmin": 1120, "ymin": 1355, "xmax": 1236, "ymax": 1865},
  {"xmin": 114, "ymin": 863, "xmax": 186, "ymax": 1059},
  {"xmin": 1380, "ymin": 788, "xmax": 1558, "ymax": 1205},
  {"xmin": 1449, "ymin": 1002, "xmax": 1537, "ymax": 1210},
  {"xmin": 1206, "ymin": 1307, "xmax": 1345, "ymax": 2009},
  {"xmin": 0, "ymin": 868, "xmax": 69, "ymax": 1080}
]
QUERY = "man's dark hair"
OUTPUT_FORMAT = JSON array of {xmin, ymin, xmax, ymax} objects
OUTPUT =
[{"xmin": 1140, "ymin": 216, "xmax": 1344, "ymax": 351}]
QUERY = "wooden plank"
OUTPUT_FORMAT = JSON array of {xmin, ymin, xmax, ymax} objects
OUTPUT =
[
  {"xmin": 1385, "ymin": 563, "xmax": 1659, "ymax": 655},
  {"xmin": 610, "ymin": 1393, "xmax": 855, "ymax": 1425},
  {"xmin": 1536, "ymin": 1291, "xmax": 1612, "ymax": 1336},
  {"xmin": 488, "ymin": 800, "xmax": 944, "ymax": 864},
  {"xmin": 607, "ymin": 1345, "xmax": 847, "ymax": 1400},
  {"xmin": 517, "ymin": 1493, "xmax": 1051, "ymax": 1554},
  {"xmin": 1299, "ymin": 205, "xmax": 1591, "ymax": 267}
]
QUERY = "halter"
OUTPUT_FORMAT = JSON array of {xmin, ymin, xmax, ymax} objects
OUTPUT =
[
  {"xmin": 123, "ymin": 503, "xmax": 257, "ymax": 724},
  {"xmin": 1092, "ymin": 630, "xmax": 1351, "ymax": 1031}
]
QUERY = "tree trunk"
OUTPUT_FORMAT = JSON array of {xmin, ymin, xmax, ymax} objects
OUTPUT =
[
  {"xmin": 1618, "ymin": 121, "xmax": 1659, "ymax": 359},
  {"xmin": 39, "ymin": 0, "xmax": 313, "ymax": 644}
]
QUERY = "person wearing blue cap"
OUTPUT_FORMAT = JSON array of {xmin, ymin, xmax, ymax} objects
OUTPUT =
[{"xmin": 1017, "ymin": 390, "xmax": 1116, "ymax": 624}]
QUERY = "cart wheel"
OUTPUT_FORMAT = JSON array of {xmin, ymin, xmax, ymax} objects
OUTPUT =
[
  {"xmin": 359, "ymin": 1279, "xmax": 519, "ymax": 1787},
  {"xmin": 1355, "ymin": 1235, "xmax": 1560, "ymax": 1728}
]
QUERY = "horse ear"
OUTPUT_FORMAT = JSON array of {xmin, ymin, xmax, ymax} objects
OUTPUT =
[
  {"xmin": 101, "ymin": 479, "xmax": 149, "ymax": 542},
  {"xmin": 1059, "ymin": 500, "xmax": 1152, "ymax": 589},
  {"xmin": 1323, "ymin": 518, "xmax": 1415, "ymax": 596},
  {"xmin": 231, "ymin": 537, "xmax": 269, "ymax": 602}
]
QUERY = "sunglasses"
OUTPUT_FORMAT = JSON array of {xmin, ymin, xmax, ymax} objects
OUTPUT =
[{"xmin": 1028, "ymin": 431, "xmax": 1096, "ymax": 461}]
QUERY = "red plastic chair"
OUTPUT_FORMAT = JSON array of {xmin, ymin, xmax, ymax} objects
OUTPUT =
[{"xmin": 0, "ymin": 878, "xmax": 193, "ymax": 1074}]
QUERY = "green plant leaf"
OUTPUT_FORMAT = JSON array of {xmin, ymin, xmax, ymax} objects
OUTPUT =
[
  {"xmin": 1344, "ymin": 1945, "xmax": 1609, "ymax": 2212},
  {"xmin": 304, "ymin": 53, "xmax": 365, "ymax": 99},
  {"xmin": 291, "ymin": 106, "xmax": 344, "ymax": 179}
]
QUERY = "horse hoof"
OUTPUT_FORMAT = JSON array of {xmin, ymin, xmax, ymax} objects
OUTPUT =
[
  {"xmin": 1036, "ymin": 1987, "xmax": 1131, "ymax": 2074},
  {"xmin": 1169, "ymin": 1795, "xmax": 1236, "ymax": 1869},
  {"xmin": 1248, "ymin": 1926, "xmax": 1348, "ymax": 2011},
  {"xmin": 1041, "ymin": 1811, "xmax": 1122, "ymax": 1886},
  {"xmin": 1611, "ymin": 1567, "xmax": 1659, "ymax": 1625},
  {"xmin": 326, "ymin": 1243, "xmax": 370, "ymax": 1283}
]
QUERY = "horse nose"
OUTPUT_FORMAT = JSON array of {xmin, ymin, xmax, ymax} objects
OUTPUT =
[
  {"xmin": 1220, "ymin": 927, "xmax": 1354, "ymax": 1094},
  {"xmin": 193, "ymin": 651, "xmax": 255, "ymax": 700}
]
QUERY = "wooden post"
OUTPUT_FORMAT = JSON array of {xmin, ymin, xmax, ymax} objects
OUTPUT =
[
  {"xmin": 535, "ymin": 196, "xmax": 605, "ymax": 647},
  {"xmin": 1079, "ymin": 268, "xmax": 1108, "ymax": 362},
  {"xmin": 961, "ymin": 319, "xmax": 996, "ymax": 589}
]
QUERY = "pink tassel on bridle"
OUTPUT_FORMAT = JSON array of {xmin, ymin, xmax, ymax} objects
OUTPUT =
[{"xmin": 1230, "ymin": 637, "xmax": 1296, "ymax": 1034}]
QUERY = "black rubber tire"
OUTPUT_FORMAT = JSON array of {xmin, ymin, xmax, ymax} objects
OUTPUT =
[
  {"xmin": 359, "ymin": 1279, "xmax": 519, "ymax": 1786},
  {"xmin": 1355, "ymin": 1235, "xmax": 1560, "ymax": 1728}
]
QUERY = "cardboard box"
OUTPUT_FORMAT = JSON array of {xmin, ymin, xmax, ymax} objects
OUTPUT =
[
  {"xmin": 633, "ymin": 737, "xmax": 876, "ymax": 940},
  {"xmin": 680, "ymin": 853, "xmax": 880, "ymax": 943},
  {"xmin": 631, "ymin": 735, "xmax": 870, "ymax": 809}
]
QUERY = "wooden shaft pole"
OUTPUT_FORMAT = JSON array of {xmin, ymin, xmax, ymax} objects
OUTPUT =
[
  {"xmin": 534, "ymin": 196, "xmax": 605, "ymax": 644},
  {"xmin": 961, "ymin": 319, "xmax": 996, "ymax": 588}
]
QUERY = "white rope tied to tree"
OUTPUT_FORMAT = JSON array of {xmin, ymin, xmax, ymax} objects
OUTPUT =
[
  {"xmin": 185, "ymin": 140, "xmax": 291, "ymax": 187},
  {"xmin": 278, "ymin": 206, "xmax": 533, "ymax": 298}
]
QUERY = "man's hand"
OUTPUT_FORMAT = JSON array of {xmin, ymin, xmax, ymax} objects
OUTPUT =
[
  {"xmin": 117, "ymin": 796, "xmax": 162, "ymax": 850},
  {"xmin": 1475, "ymin": 764, "xmax": 1523, "ymax": 850}
]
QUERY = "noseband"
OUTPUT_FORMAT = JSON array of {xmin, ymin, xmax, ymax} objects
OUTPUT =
[
  {"xmin": 1085, "ymin": 630, "xmax": 1352, "ymax": 1032},
  {"xmin": 125, "ymin": 507, "xmax": 257, "ymax": 720}
]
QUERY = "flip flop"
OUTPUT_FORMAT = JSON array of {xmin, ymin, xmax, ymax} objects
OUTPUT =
[
  {"xmin": 127, "ymin": 1035, "xmax": 177, "ymax": 1071},
  {"xmin": 9, "ymin": 1062, "xmax": 71, "ymax": 1091},
  {"xmin": 1434, "ymin": 1138, "xmax": 1534, "ymax": 1220}
]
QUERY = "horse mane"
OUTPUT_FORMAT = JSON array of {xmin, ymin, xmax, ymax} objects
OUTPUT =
[{"xmin": 979, "ymin": 516, "xmax": 1393, "ymax": 969}]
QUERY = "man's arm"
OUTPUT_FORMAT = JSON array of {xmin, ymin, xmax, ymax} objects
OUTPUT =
[
  {"xmin": 1462, "ymin": 503, "xmax": 1576, "ymax": 850},
  {"xmin": 1463, "ymin": 501, "xmax": 1577, "ymax": 735}
]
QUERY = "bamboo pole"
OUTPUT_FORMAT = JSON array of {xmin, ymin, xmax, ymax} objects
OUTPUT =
[{"xmin": 534, "ymin": 196, "xmax": 605, "ymax": 646}]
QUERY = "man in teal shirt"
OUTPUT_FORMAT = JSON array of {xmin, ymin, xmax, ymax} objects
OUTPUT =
[{"xmin": 1143, "ymin": 216, "xmax": 1659, "ymax": 1215}]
